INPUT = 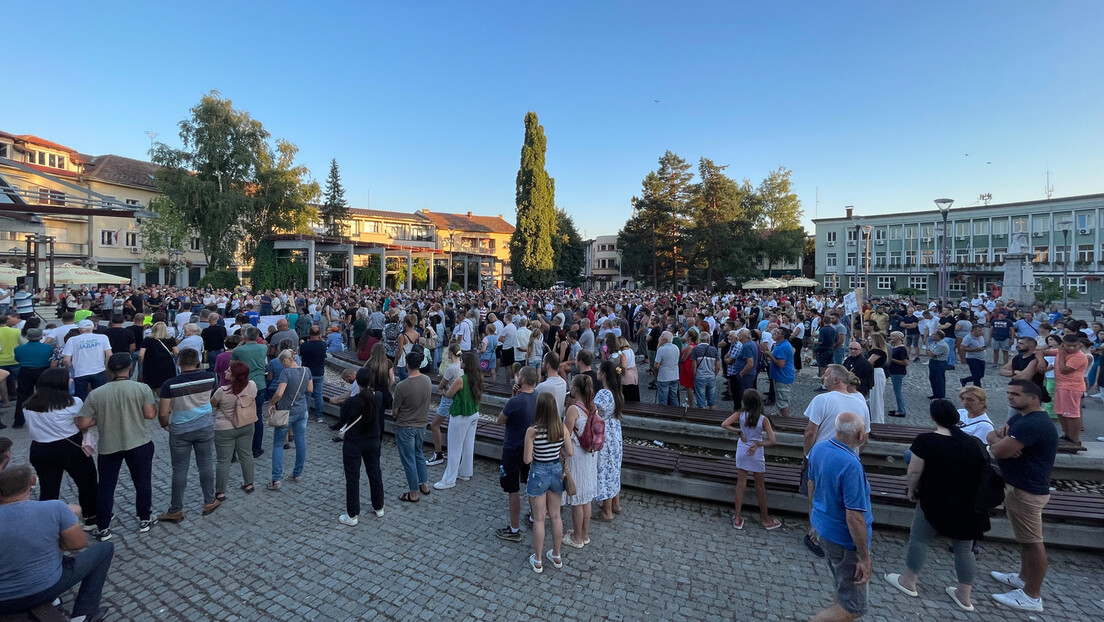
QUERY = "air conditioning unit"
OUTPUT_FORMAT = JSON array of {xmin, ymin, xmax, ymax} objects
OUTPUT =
[
  {"xmin": 847, "ymin": 240, "xmax": 855, "ymax": 245},
  {"xmin": 1080, "ymin": 228, "xmax": 1091, "ymax": 234},
  {"xmin": 955, "ymin": 236, "xmax": 967, "ymax": 240},
  {"xmin": 130, "ymin": 248, "xmax": 141, "ymax": 254},
  {"xmin": 922, "ymin": 237, "xmax": 932, "ymax": 243},
  {"xmin": 826, "ymin": 241, "xmax": 836, "ymax": 247},
  {"xmin": 1032, "ymin": 231, "xmax": 1044, "ymax": 237},
  {"xmin": 875, "ymin": 240, "xmax": 885, "ymax": 246},
  {"xmin": 993, "ymin": 233, "xmax": 1006, "ymax": 237}
]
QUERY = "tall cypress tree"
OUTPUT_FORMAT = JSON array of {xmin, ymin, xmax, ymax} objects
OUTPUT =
[
  {"xmin": 320, "ymin": 158, "xmax": 349, "ymax": 237},
  {"xmin": 510, "ymin": 112, "xmax": 556, "ymax": 288}
]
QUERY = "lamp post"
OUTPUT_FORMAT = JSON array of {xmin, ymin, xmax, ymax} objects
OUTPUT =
[
  {"xmin": 861, "ymin": 224, "xmax": 873, "ymax": 300},
  {"xmin": 851, "ymin": 216, "xmax": 863, "ymax": 293},
  {"xmin": 1059, "ymin": 218, "xmax": 1072, "ymax": 309},
  {"xmin": 617, "ymin": 248, "xmax": 623, "ymax": 290},
  {"xmin": 934, "ymin": 198, "xmax": 954, "ymax": 303}
]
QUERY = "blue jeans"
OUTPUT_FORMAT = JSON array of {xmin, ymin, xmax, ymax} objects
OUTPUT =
[
  {"xmin": 311, "ymin": 375, "xmax": 325, "ymax": 421},
  {"xmin": 929, "ymin": 360, "xmax": 947, "ymax": 399},
  {"xmin": 694, "ymin": 377, "xmax": 717, "ymax": 408},
  {"xmin": 890, "ymin": 373, "xmax": 906, "ymax": 414},
  {"xmin": 271, "ymin": 414, "xmax": 307, "ymax": 481},
  {"xmin": 395, "ymin": 366, "xmax": 409, "ymax": 382},
  {"xmin": 73, "ymin": 371, "xmax": 106, "ymax": 401},
  {"xmin": 832, "ymin": 346, "xmax": 846, "ymax": 365},
  {"xmin": 0, "ymin": 542, "xmax": 114, "ymax": 618},
  {"xmin": 395, "ymin": 427, "xmax": 429, "ymax": 492},
  {"xmin": 944, "ymin": 337, "xmax": 957, "ymax": 367},
  {"xmin": 656, "ymin": 380, "xmax": 679, "ymax": 406},
  {"xmin": 168, "ymin": 426, "xmax": 215, "ymax": 512},
  {"xmin": 252, "ymin": 394, "xmax": 266, "ymax": 455}
]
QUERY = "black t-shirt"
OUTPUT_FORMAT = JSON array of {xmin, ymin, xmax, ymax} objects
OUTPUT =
[
  {"xmin": 104, "ymin": 326, "xmax": 135, "ymax": 355},
  {"xmin": 501, "ymin": 391, "xmax": 537, "ymax": 451},
  {"xmin": 202, "ymin": 325, "xmax": 227, "ymax": 352},
  {"xmin": 126, "ymin": 324, "xmax": 145, "ymax": 349},
  {"xmin": 147, "ymin": 295, "xmax": 163, "ymax": 309},
  {"xmin": 128, "ymin": 295, "xmax": 143, "ymax": 312},
  {"xmin": 869, "ymin": 349, "xmax": 887, "ymax": 370},
  {"xmin": 299, "ymin": 340, "xmax": 328, "ymax": 376},
  {"xmin": 909, "ymin": 431, "xmax": 989, "ymax": 540},
  {"xmin": 647, "ymin": 326, "xmax": 662, "ymax": 351},
  {"xmin": 888, "ymin": 345, "xmax": 909, "ymax": 375},
  {"xmin": 900, "ymin": 314, "xmax": 919, "ymax": 335},
  {"xmin": 998, "ymin": 411, "xmax": 1058, "ymax": 495}
]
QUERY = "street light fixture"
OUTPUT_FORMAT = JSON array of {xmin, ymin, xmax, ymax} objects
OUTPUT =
[
  {"xmin": 617, "ymin": 248, "xmax": 624, "ymax": 290},
  {"xmin": 861, "ymin": 224, "xmax": 873, "ymax": 301},
  {"xmin": 1058, "ymin": 218, "xmax": 1072, "ymax": 309},
  {"xmin": 934, "ymin": 198, "xmax": 954, "ymax": 303}
]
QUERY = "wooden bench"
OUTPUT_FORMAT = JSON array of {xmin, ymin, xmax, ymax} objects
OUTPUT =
[
  {"xmin": 329, "ymin": 350, "xmax": 364, "ymax": 366},
  {"xmin": 0, "ymin": 602, "xmax": 68, "ymax": 622},
  {"xmin": 621, "ymin": 443, "xmax": 680, "ymax": 473},
  {"xmin": 622, "ymin": 402, "xmax": 687, "ymax": 422},
  {"xmin": 322, "ymin": 382, "xmax": 348, "ymax": 403},
  {"xmin": 682, "ymin": 406, "xmax": 729, "ymax": 426}
]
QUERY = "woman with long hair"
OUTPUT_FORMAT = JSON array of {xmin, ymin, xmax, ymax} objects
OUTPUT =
[
  {"xmin": 24, "ymin": 368, "xmax": 99, "ymax": 523},
  {"xmin": 595, "ymin": 361, "xmax": 624, "ymax": 521},
  {"xmin": 616, "ymin": 337, "xmax": 640, "ymax": 402},
  {"xmin": 887, "ymin": 331, "xmax": 910, "ymax": 418},
  {"xmin": 433, "ymin": 352, "xmax": 483, "ymax": 490},
  {"xmin": 210, "ymin": 361, "xmax": 257, "ymax": 498},
  {"xmin": 867, "ymin": 333, "xmax": 889, "ymax": 423},
  {"xmin": 138, "ymin": 321, "xmax": 178, "ymax": 392},
  {"xmin": 562, "ymin": 374, "xmax": 599, "ymax": 549},
  {"xmin": 365, "ymin": 342, "xmax": 395, "ymax": 413},
  {"xmin": 337, "ymin": 367, "xmax": 386, "ymax": 525},
  {"xmin": 265, "ymin": 349, "xmax": 313, "ymax": 490},
  {"xmin": 721, "ymin": 388, "xmax": 780, "ymax": 530},
  {"xmin": 603, "ymin": 332, "xmax": 619, "ymax": 363},
  {"xmin": 395, "ymin": 314, "xmax": 421, "ymax": 382},
  {"xmin": 428, "ymin": 342, "xmax": 462, "ymax": 466},
  {"xmin": 526, "ymin": 329, "xmax": 545, "ymax": 369},
  {"xmin": 884, "ymin": 399, "xmax": 989, "ymax": 612},
  {"xmin": 523, "ymin": 392, "xmax": 573, "ymax": 574}
]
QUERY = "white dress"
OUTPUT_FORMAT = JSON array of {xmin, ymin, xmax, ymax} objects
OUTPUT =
[
  {"xmin": 594, "ymin": 389, "xmax": 622, "ymax": 501},
  {"xmin": 564, "ymin": 402, "xmax": 599, "ymax": 506}
]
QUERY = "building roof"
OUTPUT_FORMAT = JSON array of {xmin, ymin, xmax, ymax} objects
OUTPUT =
[
  {"xmin": 82, "ymin": 154, "xmax": 160, "ymax": 190},
  {"xmin": 415, "ymin": 209, "xmax": 515, "ymax": 234},
  {"xmin": 812, "ymin": 192, "xmax": 1104, "ymax": 224},
  {"xmin": 12, "ymin": 135, "xmax": 89, "ymax": 163},
  {"xmin": 347, "ymin": 207, "xmax": 425, "ymax": 222}
]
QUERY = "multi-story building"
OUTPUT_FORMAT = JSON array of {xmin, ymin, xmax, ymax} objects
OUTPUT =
[
  {"xmin": 584, "ymin": 235, "xmax": 622, "ymax": 289},
  {"xmin": 416, "ymin": 209, "xmax": 514, "ymax": 288},
  {"xmin": 813, "ymin": 193, "xmax": 1104, "ymax": 301}
]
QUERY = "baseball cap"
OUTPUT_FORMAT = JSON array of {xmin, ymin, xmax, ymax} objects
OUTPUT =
[
  {"xmin": 78, "ymin": 319, "xmax": 95, "ymax": 330},
  {"xmin": 26, "ymin": 327, "xmax": 43, "ymax": 341}
]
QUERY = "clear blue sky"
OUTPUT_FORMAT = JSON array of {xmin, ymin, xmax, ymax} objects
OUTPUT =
[{"xmin": 3, "ymin": 2, "xmax": 1102, "ymax": 236}]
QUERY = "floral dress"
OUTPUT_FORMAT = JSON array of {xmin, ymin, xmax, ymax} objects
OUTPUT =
[
  {"xmin": 594, "ymin": 389, "xmax": 622, "ymax": 501},
  {"xmin": 564, "ymin": 402, "xmax": 598, "ymax": 506}
]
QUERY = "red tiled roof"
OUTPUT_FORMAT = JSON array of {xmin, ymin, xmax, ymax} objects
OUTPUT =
[
  {"xmin": 82, "ymin": 154, "xmax": 160, "ymax": 190},
  {"xmin": 14, "ymin": 134, "xmax": 81, "ymax": 155},
  {"xmin": 416, "ymin": 210, "xmax": 515, "ymax": 234},
  {"xmin": 347, "ymin": 207, "xmax": 423, "ymax": 222}
]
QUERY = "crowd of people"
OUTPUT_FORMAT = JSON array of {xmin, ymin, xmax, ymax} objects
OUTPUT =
[{"xmin": 0, "ymin": 281, "xmax": 1096, "ymax": 620}]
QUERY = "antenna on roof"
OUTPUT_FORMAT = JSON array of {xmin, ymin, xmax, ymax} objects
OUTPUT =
[
  {"xmin": 1044, "ymin": 170, "xmax": 1054, "ymax": 200},
  {"xmin": 979, "ymin": 193, "xmax": 992, "ymax": 206},
  {"xmin": 145, "ymin": 131, "xmax": 159, "ymax": 158}
]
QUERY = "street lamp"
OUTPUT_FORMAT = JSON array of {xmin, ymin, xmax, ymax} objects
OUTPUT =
[
  {"xmin": 861, "ymin": 224, "xmax": 873, "ymax": 300},
  {"xmin": 850, "ymin": 215, "xmax": 864, "ymax": 295},
  {"xmin": 1058, "ymin": 218, "xmax": 1072, "ymax": 309},
  {"xmin": 617, "ymin": 248, "xmax": 624, "ymax": 290},
  {"xmin": 934, "ymin": 198, "xmax": 954, "ymax": 303}
]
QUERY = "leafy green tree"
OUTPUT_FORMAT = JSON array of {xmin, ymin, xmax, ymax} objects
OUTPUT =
[
  {"xmin": 618, "ymin": 151, "xmax": 693, "ymax": 288},
  {"xmin": 1034, "ymin": 277, "xmax": 1079, "ymax": 305},
  {"xmin": 250, "ymin": 240, "xmax": 279, "ymax": 290},
  {"xmin": 153, "ymin": 91, "xmax": 318, "ymax": 272},
  {"xmin": 686, "ymin": 158, "xmax": 747, "ymax": 287},
  {"xmin": 759, "ymin": 228, "xmax": 807, "ymax": 276},
  {"xmin": 756, "ymin": 166, "xmax": 802, "ymax": 231},
  {"xmin": 139, "ymin": 196, "xmax": 189, "ymax": 278},
  {"xmin": 319, "ymin": 158, "xmax": 350, "ymax": 237},
  {"xmin": 510, "ymin": 112, "xmax": 556, "ymax": 288},
  {"xmin": 196, "ymin": 270, "xmax": 240, "ymax": 289},
  {"xmin": 412, "ymin": 258, "xmax": 429, "ymax": 289},
  {"xmin": 551, "ymin": 208, "xmax": 586, "ymax": 285}
]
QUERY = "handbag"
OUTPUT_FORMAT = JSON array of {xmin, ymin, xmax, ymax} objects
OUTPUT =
[
  {"xmin": 561, "ymin": 455, "xmax": 577, "ymax": 497},
  {"xmin": 266, "ymin": 369, "xmax": 307, "ymax": 427}
]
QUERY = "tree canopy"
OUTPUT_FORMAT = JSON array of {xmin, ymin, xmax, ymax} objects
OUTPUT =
[
  {"xmin": 551, "ymin": 208, "xmax": 586, "ymax": 286},
  {"xmin": 319, "ymin": 159, "xmax": 350, "ymax": 237},
  {"xmin": 510, "ymin": 112, "xmax": 557, "ymax": 288}
]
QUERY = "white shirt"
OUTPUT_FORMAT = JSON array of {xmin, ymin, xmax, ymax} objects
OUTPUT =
[
  {"xmin": 803, "ymin": 390, "xmax": 871, "ymax": 449},
  {"xmin": 49, "ymin": 323, "xmax": 76, "ymax": 346},
  {"xmin": 62, "ymin": 333, "xmax": 111, "ymax": 377},
  {"xmin": 958, "ymin": 409, "xmax": 994, "ymax": 445},
  {"xmin": 515, "ymin": 326, "xmax": 532, "ymax": 359},
  {"xmin": 499, "ymin": 322, "xmax": 517, "ymax": 350},
  {"xmin": 25, "ymin": 399, "xmax": 84, "ymax": 443},
  {"xmin": 178, "ymin": 335, "xmax": 204, "ymax": 356},
  {"xmin": 536, "ymin": 375, "xmax": 568, "ymax": 419}
]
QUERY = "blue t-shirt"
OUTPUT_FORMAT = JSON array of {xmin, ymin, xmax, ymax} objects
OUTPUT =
[
  {"xmin": 501, "ymin": 390, "xmax": 537, "ymax": 451},
  {"xmin": 1013, "ymin": 319, "xmax": 1039, "ymax": 338},
  {"xmin": 816, "ymin": 324, "xmax": 837, "ymax": 354},
  {"xmin": 998, "ymin": 410, "xmax": 1058, "ymax": 495},
  {"xmin": 244, "ymin": 311, "xmax": 260, "ymax": 327},
  {"xmin": 739, "ymin": 342, "xmax": 757, "ymax": 377},
  {"xmin": 990, "ymin": 317, "xmax": 1011, "ymax": 341},
  {"xmin": 768, "ymin": 340, "xmax": 796, "ymax": 384},
  {"xmin": 808, "ymin": 439, "xmax": 873, "ymax": 550},
  {"xmin": 15, "ymin": 341, "xmax": 54, "ymax": 369},
  {"xmin": 0, "ymin": 500, "xmax": 77, "ymax": 600}
]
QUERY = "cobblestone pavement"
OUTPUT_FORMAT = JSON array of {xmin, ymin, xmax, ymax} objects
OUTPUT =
[{"xmin": 3, "ymin": 404, "xmax": 1102, "ymax": 621}]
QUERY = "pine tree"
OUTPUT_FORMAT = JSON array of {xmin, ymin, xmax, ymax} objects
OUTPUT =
[
  {"xmin": 509, "ymin": 112, "xmax": 556, "ymax": 288},
  {"xmin": 320, "ymin": 158, "xmax": 350, "ymax": 237}
]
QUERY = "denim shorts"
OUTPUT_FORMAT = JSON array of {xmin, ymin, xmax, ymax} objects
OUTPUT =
[
  {"xmin": 821, "ymin": 538, "xmax": 868, "ymax": 616},
  {"xmin": 436, "ymin": 396, "xmax": 452, "ymax": 417},
  {"xmin": 525, "ymin": 460, "xmax": 565, "ymax": 497}
]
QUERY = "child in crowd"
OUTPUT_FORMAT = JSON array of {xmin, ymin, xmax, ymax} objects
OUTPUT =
[{"xmin": 721, "ymin": 389, "xmax": 781, "ymax": 530}]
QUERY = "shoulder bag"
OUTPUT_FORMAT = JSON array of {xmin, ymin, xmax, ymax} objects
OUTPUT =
[
  {"xmin": 561, "ymin": 450, "xmax": 578, "ymax": 497},
  {"xmin": 228, "ymin": 387, "xmax": 259, "ymax": 428},
  {"xmin": 266, "ymin": 369, "xmax": 307, "ymax": 427}
]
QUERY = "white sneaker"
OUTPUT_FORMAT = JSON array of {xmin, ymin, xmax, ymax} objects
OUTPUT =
[
  {"xmin": 992, "ymin": 588, "xmax": 1043, "ymax": 612},
  {"xmin": 989, "ymin": 571, "xmax": 1025, "ymax": 589},
  {"xmin": 433, "ymin": 481, "xmax": 455, "ymax": 490},
  {"xmin": 338, "ymin": 514, "xmax": 359, "ymax": 526},
  {"xmin": 374, "ymin": 508, "xmax": 385, "ymax": 518},
  {"xmin": 457, "ymin": 475, "xmax": 471, "ymax": 482}
]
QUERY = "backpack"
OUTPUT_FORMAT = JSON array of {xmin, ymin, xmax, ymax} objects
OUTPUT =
[
  {"xmin": 974, "ymin": 451, "xmax": 1006, "ymax": 513},
  {"xmin": 227, "ymin": 388, "xmax": 258, "ymax": 429},
  {"xmin": 576, "ymin": 404, "xmax": 605, "ymax": 452},
  {"xmin": 295, "ymin": 314, "xmax": 312, "ymax": 338}
]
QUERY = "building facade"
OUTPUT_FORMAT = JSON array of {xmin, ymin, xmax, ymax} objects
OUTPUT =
[
  {"xmin": 813, "ymin": 193, "xmax": 1104, "ymax": 301},
  {"xmin": 584, "ymin": 235, "xmax": 622, "ymax": 289}
]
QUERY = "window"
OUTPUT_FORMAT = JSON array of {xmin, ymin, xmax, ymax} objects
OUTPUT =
[
  {"xmin": 874, "ymin": 252, "xmax": 886, "ymax": 267},
  {"xmin": 826, "ymin": 231, "xmax": 837, "ymax": 243},
  {"xmin": 49, "ymin": 154, "xmax": 57, "ymax": 168},
  {"xmin": 849, "ymin": 276, "xmax": 866, "ymax": 289},
  {"xmin": 846, "ymin": 253, "xmax": 856, "ymax": 267},
  {"xmin": 955, "ymin": 222, "xmax": 970, "ymax": 237},
  {"xmin": 1054, "ymin": 244, "xmax": 1070, "ymax": 263},
  {"xmin": 1077, "ymin": 214, "xmax": 1092, "ymax": 230},
  {"xmin": 955, "ymin": 249, "xmax": 969, "ymax": 263},
  {"xmin": 877, "ymin": 276, "xmax": 893, "ymax": 290},
  {"xmin": 100, "ymin": 229, "xmax": 119, "ymax": 246},
  {"xmin": 39, "ymin": 187, "xmax": 64, "ymax": 206},
  {"xmin": 1012, "ymin": 217, "xmax": 1028, "ymax": 233},
  {"xmin": 38, "ymin": 152, "xmax": 46, "ymax": 165},
  {"xmin": 1032, "ymin": 214, "xmax": 1050, "ymax": 233},
  {"xmin": 905, "ymin": 250, "xmax": 917, "ymax": 265},
  {"xmin": 992, "ymin": 219, "xmax": 1008, "ymax": 236},
  {"xmin": 1060, "ymin": 277, "xmax": 1087, "ymax": 294},
  {"xmin": 890, "ymin": 251, "xmax": 902, "ymax": 266},
  {"xmin": 974, "ymin": 250, "xmax": 988, "ymax": 263},
  {"xmin": 921, "ymin": 250, "xmax": 934, "ymax": 265},
  {"xmin": 1033, "ymin": 246, "xmax": 1048, "ymax": 263},
  {"xmin": 125, "ymin": 232, "xmax": 138, "ymax": 247},
  {"xmin": 57, "ymin": 156, "xmax": 65, "ymax": 169},
  {"xmin": 826, "ymin": 253, "xmax": 837, "ymax": 267},
  {"xmin": 24, "ymin": 149, "xmax": 34, "ymax": 163},
  {"xmin": 0, "ymin": 144, "xmax": 8, "ymax": 159},
  {"xmin": 874, "ymin": 228, "xmax": 886, "ymax": 242},
  {"xmin": 973, "ymin": 220, "xmax": 989, "ymax": 236},
  {"xmin": 823, "ymin": 274, "xmax": 839, "ymax": 289},
  {"xmin": 909, "ymin": 276, "xmax": 928, "ymax": 290},
  {"xmin": 993, "ymin": 248, "xmax": 1007, "ymax": 263},
  {"xmin": 889, "ymin": 226, "xmax": 901, "ymax": 240},
  {"xmin": 125, "ymin": 198, "xmax": 141, "ymax": 206},
  {"xmin": 1078, "ymin": 244, "xmax": 1094, "ymax": 263},
  {"xmin": 190, "ymin": 237, "xmax": 201, "ymax": 251},
  {"xmin": 846, "ymin": 229, "xmax": 856, "ymax": 243},
  {"xmin": 921, "ymin": 224, "xmax": 933, "ymax": 238},
  {"xmin": 904, "ymin": 225, "xmax": 917, "ymax": 239},
  {"xmin": 363, "ymin": 221, "xmax": 379, "ymax": 234},
  {"xmin": 948, "ymin": 282, "xmax": 967, "ymax": 292}
]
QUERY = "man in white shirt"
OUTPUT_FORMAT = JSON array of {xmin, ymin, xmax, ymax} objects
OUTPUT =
[
  {"xmin": 514, "ymin": 318, "xmax": 532, "ymax": 365},
  {"xmin": 499, "ymin": 318, "xmax": 518, "ymax": 370},
  {"xmin": 535, "ymin": 352, "xmax": 567, "ymax": 419},
  {"xmin": 63, "ymin": 320, "xmax": 113, "ymax": 400},
  {"xmin": 47, "ymin": 313, "xmax": 78, "ymax": 347},
  {"xmin": 454, "ymin": 311, "xmax": 474, "ymax": 352}
]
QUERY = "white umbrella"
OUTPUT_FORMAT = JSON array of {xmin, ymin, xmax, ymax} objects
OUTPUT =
[
  {"xmin": 742, "ymin": 279, "xmax": 766, "ymax": 289},
  {"xmin": 0, "ymin": 266, "xmax": 25, "ymax": 286},
  {"xmin": 50, "ymin": 263, "xmax": 131, "ymax": 285},
  {"xmin": 788, "ymin": 277, "xmax": 820, "ymax": 288}
]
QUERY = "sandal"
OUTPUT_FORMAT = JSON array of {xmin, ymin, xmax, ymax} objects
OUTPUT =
[
  {"xmin": 763, "ymin": 518, "xmax": 783, "ymax": 531},
  {"xmin": 398, "ymin": 492, "xmax": 419, "ymax": 503},
  {"xmin": 265, "ymin": 481, "xmax": 281, "ymax": 491},
  {"xmin": 215, "ymin": 493, "xmax": 227, "ymax": 502},
  {"xmin": 240, "ymin": 483, "xmax": 254, "ymax": 494},
  {"xmin": 528, "ymin": 554, "xmax": 543, "ymax": 574},
  {"xmin": 419, "ymin": 484, "xmax": 432, "ymax": 496},
  {"xmin": 732, "ymin": 516, "xmax": 745, "ymax": 530}
]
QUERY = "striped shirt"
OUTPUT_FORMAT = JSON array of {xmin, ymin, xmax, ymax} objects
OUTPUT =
[
  {"xmin": 160, "ymin": 369, "xmax": 217, "ymax": 434},
  {"xmin": 532, "ymin": 429, "xmax": 563, "ymax": 463}
]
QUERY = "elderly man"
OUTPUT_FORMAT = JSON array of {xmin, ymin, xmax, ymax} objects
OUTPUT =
[
  {"xmin": 268, "ymin": 318, "xmax": 300, "ymax": 356},
  {"xmin": 63, "ymin": 320, "xmax": 113, "ymax": 401},
  {"xmin": 653, "ymin": 331, "xmax": 681, "ymax": 406},
  {"xmin": 157, "ymin": 349, "xmax": 218, "ymax": 523},
  {"xmin": 808, "ymin": 412, "xmax": 873, "ymax": 622}
]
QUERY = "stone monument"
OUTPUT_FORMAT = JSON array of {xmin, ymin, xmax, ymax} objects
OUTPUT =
[{"xmin": 1002, "ymin": 231, "xmax": 1035, "ymax": 304}]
